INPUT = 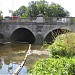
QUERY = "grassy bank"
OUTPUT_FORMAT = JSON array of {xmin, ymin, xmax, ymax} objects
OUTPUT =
[{"xmin": 28, "ymin": 32, "xmax": 75, "ymax": 75}]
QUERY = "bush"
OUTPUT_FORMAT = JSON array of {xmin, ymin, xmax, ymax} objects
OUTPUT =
[
  {"xmin": 28, "ymin": 32, "xmax": 75, "ymax": 75},
  {"xmin": 48, "ymin": 32, "xmax": 75, "ymax": 57},
  {"xmin": 29, "ymin": 57, "xmax": 75, "ymax": 75}
]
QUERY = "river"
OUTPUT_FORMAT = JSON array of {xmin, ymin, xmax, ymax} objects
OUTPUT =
[{"xmin": 0, "ymin": 43, "xmax": 49, "ymax": 75}]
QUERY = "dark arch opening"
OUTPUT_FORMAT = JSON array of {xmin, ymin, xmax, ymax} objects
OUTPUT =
[
  {"xmin": 11, "ymin": 28, "xmax": 35, "ymax": 44},
  {"xmin": 44, "ymin": 29, "xmax": 70, "ymax": 44},
  {"xmin": 0, "ymin": 33, "xmax": 4, "ymax": 39}
]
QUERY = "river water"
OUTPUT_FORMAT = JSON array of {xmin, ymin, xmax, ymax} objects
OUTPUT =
[{"xmin": 0, "ymin": 43, "xmax": 49, "ymax": 75}]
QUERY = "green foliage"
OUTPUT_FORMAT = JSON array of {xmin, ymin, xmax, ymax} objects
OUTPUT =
[
  {"xmin": 47, "ymin": 2, "xmax": 69, "ymax": 17},
  {"xmin": 29, "ymin": 57, "xmax": 75, "ymax": 75},
  {"xmin": 27, "ymin": 32, "xmax": 75, "ymax": 75},
  {"xmin": 13, "ymin": 0, "xmax": 69, "ymax": 17},
  {"xmin": 28, "ymin": 1, "xmax": 69, "ymax": 17},
  {"xmin": 0, "ymin": 10, "xmax": 3, "ymax": 18},
  {"xmin": 0, "ymin": 10, "xmax": 3, "ymax": 23},
  {"xmin": 28, "ymin": 1, "xmax": 39, "ymax": 17},
  {"xmin": 36, "ymin": 0, "xmax": 48, "ymax": 17},
  {"xmin": 48, "ymin": 32, "xmax": 75, "ymax": 57},
  {"xmin": 13, "ymin": 6, "xmax": 27, "ymax": 18}
]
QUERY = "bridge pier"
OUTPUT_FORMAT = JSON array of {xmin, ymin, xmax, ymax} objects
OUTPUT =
[{"xmin": 35, "ymin": 34, "xmax": 44, "ymax": 44}]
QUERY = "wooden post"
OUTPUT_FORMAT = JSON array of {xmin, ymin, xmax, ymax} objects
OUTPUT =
[{"xmin": 12, "ymin": 44, "xmax": 31, "ymax": 75}]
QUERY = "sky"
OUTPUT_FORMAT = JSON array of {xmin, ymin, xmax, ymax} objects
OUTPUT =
[{"xmin": 0, "ymin": 0, "xmax": 75, "ymax": 17}]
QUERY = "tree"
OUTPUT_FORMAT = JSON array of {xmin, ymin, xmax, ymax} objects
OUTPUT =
[
  {"xmin": 0, "ymin": 10, "xmax": 3, "ymax": 19},
  {"xmin": 27, "ymin": 0, "xmax": 48, "ymax": 17},
  {"xmin": 27, "ymin": 1, "xmax": 38, "ymax": 17},
  {"xmin": 37, "ymin": 0, "xmax": 48, "ymax": 16},
  {"xmin": 47, "ymin": 2, "xmax": 69, "ymax": 17},
  {"xmin": 13, "ymin": 6, "xmax": 27, "ymax": 18},
  {"xmin": 0, "ymin": 10, "xmax": 3, "ymax": 23},
  {"xmin": 27, "ymin": 1, "xmax": 69, "ymax": 17},
  {"xmin": 13, "ymin": 0, "xmax": 70, "ymax": 17}
]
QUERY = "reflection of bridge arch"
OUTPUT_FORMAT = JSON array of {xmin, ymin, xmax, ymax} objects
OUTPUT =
[
  {"xmin": 44, "ymin": 28, "xmax": 71, "ymax": 44},
  {"xmin": 11, "ymin": 28, "xmax": 35, "ymax": 44}
]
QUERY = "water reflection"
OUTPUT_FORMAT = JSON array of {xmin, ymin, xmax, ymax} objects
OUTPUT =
[
  {"xmin": 0, "ymin": 43, "xmax": 29, "ymax": 75},
  {"xmin": 0, "ymin": 43, "xmax": 48, "ymax": 75},
  {"xmin": 0, "ymin": 58, "xmax": 27, "ymax": 75}
]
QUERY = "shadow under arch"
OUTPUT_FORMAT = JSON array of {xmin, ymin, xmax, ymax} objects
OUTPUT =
[
  {"xmin": 0, "ymin": 33, "xmax": 4, "ymax": 39},
  {"xmin": 11, "ymin": 28, "xmax": 35, "ymax": 44},
  {"xmin": 44, "ymin": 28, "xmax": 70, "ymax": 44}
]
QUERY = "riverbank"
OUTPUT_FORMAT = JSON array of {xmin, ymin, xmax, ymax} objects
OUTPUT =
[{"xmin": 0, "ymin": 43, "xmax": 49, "ymax": 75}]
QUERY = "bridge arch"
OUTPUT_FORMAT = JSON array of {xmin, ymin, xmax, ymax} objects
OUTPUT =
[
  {"xmin": 11, "ymin": 28, "xmax": 35, "ymax": 44},
  {"xmin": 44, "ymin": 28, "xmax": 70, "ymax": 44}
]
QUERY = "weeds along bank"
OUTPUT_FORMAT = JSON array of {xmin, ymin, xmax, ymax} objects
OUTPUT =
[{"xmin": 28, "ymin": 32, "xmax": 75, "ymax": 75}]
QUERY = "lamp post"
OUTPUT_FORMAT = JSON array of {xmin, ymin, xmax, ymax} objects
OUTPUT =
[
  {"xmin": 9, "ymin": 0, "xmax": 14, "ymax": 17},
  {"xmin": 9, "ymin": 10, "xmax": 13, "ymax": 17}
]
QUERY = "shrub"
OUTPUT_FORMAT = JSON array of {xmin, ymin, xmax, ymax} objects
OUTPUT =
[
  {"xmin": 48, "ymin": 32, "xmax": 75, "ymax": 57},
  {"xmin": 29, "ymin": 57, "xmax": 75, "ymax": 75}
]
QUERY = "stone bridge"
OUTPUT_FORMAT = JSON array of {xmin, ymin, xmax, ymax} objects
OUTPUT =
[{"xmin": 0, "ymin": 15, "xmax": 75, "ymax": 44}]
